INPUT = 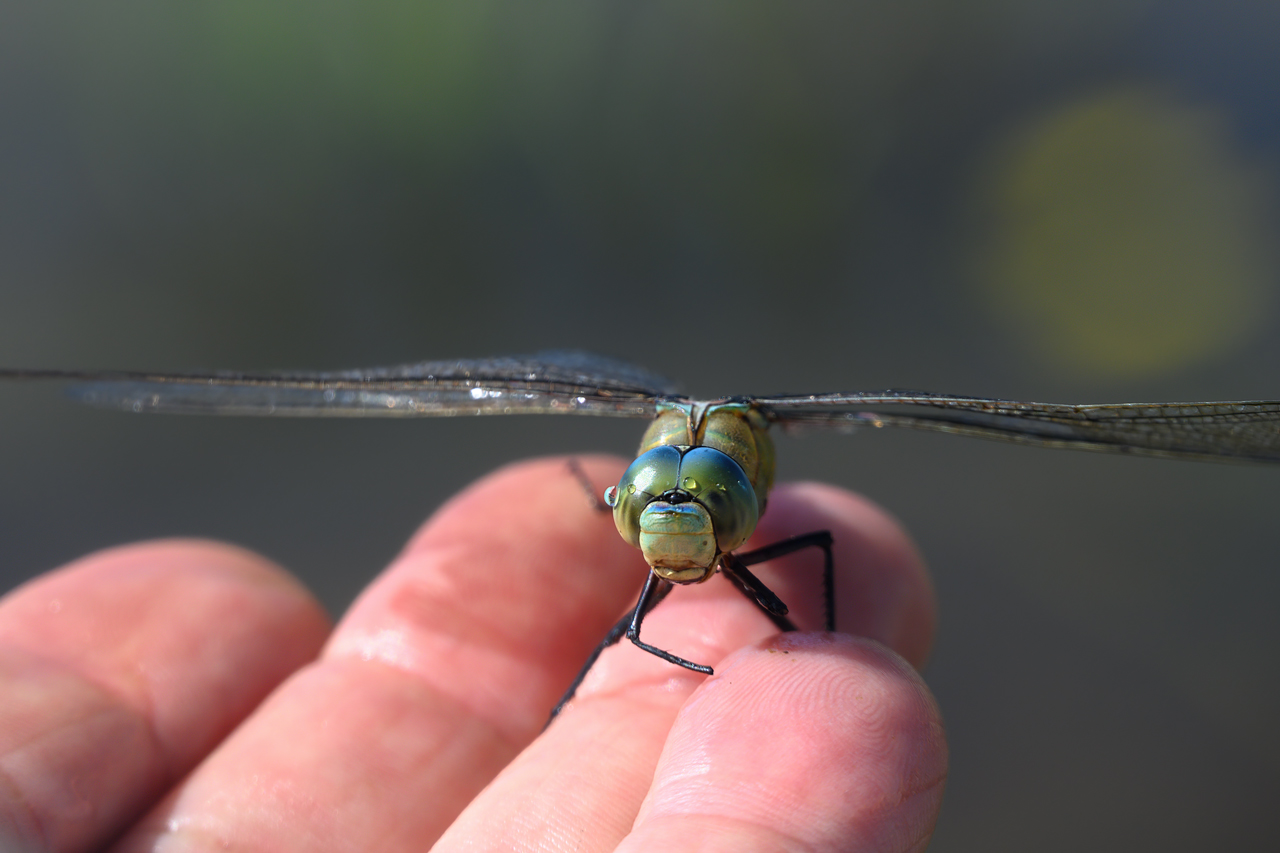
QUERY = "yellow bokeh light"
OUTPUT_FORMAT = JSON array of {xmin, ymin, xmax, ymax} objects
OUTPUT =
[{"xmin": 974, "ymin": 85, "xmax": 1274, "ymax": 379}]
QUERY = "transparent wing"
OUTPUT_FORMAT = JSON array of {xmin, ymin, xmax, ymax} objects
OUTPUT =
[
  {"xmin": 752, "ymin": 391, "xmax": 1280, "ymax": 463},
  {"xmin": 0, "ymin": 352, "xmax": 679, "ymax": 419}
]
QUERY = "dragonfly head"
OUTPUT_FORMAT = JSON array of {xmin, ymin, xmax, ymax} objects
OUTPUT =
[{"xmin": 605, "ymin": 445, "xmax": 758, "ymax": 582}]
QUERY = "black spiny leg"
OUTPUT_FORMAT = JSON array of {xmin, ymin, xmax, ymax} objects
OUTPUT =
[
  {"xmin": 624, "ymin": 571, "xmax": 717, "ymax": 674},
  {"xmin": 723, "ymin": 531, "xmax": 836, "ymax": 632},
  {"xmin": 546, "ymin": 573, "xmax": 676, "ymax": 725},
  {"xmin": 719, "ymin": 552, "xmax": 796, "ymax": 633}
]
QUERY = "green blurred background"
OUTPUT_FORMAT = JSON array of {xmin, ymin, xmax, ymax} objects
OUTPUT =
[{"xmin": 2, "ymin": 1, "xmax": 1278, "ymax": 849}]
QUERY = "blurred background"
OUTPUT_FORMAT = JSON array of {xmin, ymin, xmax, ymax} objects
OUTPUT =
[{"xmin": 1, "ymin": 1, "xmax": 1278, "ymax": 849}]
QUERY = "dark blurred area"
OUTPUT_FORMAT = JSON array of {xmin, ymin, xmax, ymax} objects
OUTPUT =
[{"xmin": 2, "ymin": 1, "xmax": 1278, "ymax": 849}]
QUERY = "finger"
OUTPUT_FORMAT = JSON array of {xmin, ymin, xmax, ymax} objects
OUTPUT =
[
  {"xmin": 111, "ymin": 456, "xmax": 649, "ymax": 852},
  {"xmin": 431, "ymin": 482, "xmax": 937, "ymax": 852},
  {"xmin": 619, "ymin": 636, "xmax": 948, "ymax": 853},
  {"xmin": 330, "ymin": 454, "xmax": 647, "ymax": 737},
  {"xmin": 0, "ymin": 540, "xmax": 330, "ymax": 853}
]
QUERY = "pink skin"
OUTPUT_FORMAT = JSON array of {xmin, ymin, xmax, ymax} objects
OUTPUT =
[{"xmin": 0, "ymin": 455, "xmax": 946, "ymax": 853}]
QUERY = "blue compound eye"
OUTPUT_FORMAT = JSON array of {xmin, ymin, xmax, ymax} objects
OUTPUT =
[{"xmin": 676, "ymin": 446, "xmax": 758, "ymax": 554}]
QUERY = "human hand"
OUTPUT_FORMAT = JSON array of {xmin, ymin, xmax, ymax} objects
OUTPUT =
[{"xmin": 0, "ymin": 456, "xmax": 945, "ymax": 852}]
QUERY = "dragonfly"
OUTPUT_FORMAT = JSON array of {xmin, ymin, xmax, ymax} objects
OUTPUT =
[{"xmin": 4, "ymin": 351, "xmax": 1280, "ymax": 719}]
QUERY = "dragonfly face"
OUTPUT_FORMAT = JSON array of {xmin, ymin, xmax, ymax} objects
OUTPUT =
[{"xmin": 605, "ymin": 443, "xmax": 758, "ymax": 582}]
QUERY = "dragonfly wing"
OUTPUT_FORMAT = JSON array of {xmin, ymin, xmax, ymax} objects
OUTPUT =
[
  {"xmin": 2, "ymin": 352, "xmax": 676, "ymax": 418},
  {"xmin": 755, "ymin": 392, "xmax": 1280, "ymax": 463}
]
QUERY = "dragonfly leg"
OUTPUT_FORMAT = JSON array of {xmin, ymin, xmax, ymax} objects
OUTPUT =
[
  {"xmin": 565, "ymin": 458, "xmax": 611, "ymax": 513},
  {"xmin": 727, "ymin": 531, "xmax": 835, "ymax": 632},
  {"xmin": 624, "ymin": 572, "xmax": 716, "ymax": 674},
  {"xmin": 719, "ymin": 551, "xmax": 796, "ymax": 633},
  {"xmin": 545, "ymin": 572, "xmax": 676, "ymax": 725},
  {"xmin": 547, "ymin": 531, "xmax": 834, "ymax": 725}
]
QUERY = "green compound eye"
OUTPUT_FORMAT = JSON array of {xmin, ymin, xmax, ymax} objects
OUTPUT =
[
  {"xmin": 610, "ymin": 446, "xmax": 682, "ymax": 548},
  {"xmin": 676, "ymin": 447, "xmax": 758, "ymax": 553}
]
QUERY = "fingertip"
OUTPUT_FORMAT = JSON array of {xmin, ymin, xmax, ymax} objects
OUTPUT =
[
  {"xmin": 0, "ymin": 538, "xmax": 332, "ymax": 696},
  {"xmin": 397, "ymin": 454, "xmax": 630, "ymax": 559},
  {"xmin": 329, "ymin": 454, "xmax": 647, "ymax": 738},
  {"xmin": 626, "ymin": 635, "xmax": 948, "ymax": 853}
]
